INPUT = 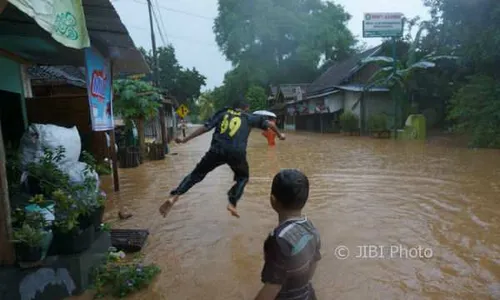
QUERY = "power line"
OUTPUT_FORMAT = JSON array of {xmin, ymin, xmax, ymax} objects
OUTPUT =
[
  {"xmin": 151, "ymin": 4, "xmax": 169, "ymax": 46},
  {"xmin": 131, "ymin": 0, "xmax": 213, "ymax": 21},
  {"xmin": 126, "ymin": 24, "xmax": 217, "ymax": 47},
  {"xmin": 152, "ymin": 0, "xmax": 169, "ymax": 44}
]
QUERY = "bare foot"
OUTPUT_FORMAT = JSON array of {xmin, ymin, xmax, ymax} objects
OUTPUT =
[
  {"xmin": 226, "ymin": 204, "xmax": 240, "ymax": 218},
  {"xmin": 159, "ymin": 195, "xmax": 179, "ymax": 218}
]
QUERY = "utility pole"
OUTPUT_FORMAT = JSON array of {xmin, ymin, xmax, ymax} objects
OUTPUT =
[{"xmin": 147, "ymin": 0, "xmax": 168, "ymax": 153}]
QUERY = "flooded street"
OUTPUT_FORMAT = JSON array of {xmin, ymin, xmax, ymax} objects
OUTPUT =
[{"xmin": 101, "ymin": 128, "xmax": 500, "ymax": 299}]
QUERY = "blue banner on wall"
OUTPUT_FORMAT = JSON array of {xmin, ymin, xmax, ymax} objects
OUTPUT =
[{"xmin": 84, "ymin": 47, "xmax": 114, "ymax": 131}]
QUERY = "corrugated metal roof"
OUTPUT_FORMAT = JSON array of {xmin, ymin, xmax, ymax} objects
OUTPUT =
[
  {"xmin": 306, "ymin": 46, "xmax": 382, "ymax": 96},
  {"xmin": 306, "ymin": 89, "xmax": 340, "ymax": 100},
  {"xmin": 334, "ymin": 84, "xmax": 389, "ymax": 92},
  {"xmin": 0, "ymin": 1, "xmax": 149, "ymax": 74},
  {"xmin": 28, "ymin": 65, "xmax": 86, "ymax": 87}
]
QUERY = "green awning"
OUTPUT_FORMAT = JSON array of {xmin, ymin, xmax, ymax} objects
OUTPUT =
[{"xmin": 8, "ymin": 0, "xmax": 90, "ymax": 49}]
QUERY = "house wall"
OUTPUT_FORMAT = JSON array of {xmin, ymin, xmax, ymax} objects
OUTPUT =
[
  {"xmin": 325, "ymin": 93, "xmax": 343, "ymax": 112},
  {"xmin": 27, "ymin": 87, "xmax": 110, "ymax": 162},
  {"xmin": 344, "ymin": 91, "xmax": 361, "ymax": 115},
  {"xmin": 365, "ymin": 91, "xmax": 394, "ymax": 128},
  {"xmin": 284, "ymin": 115, "xmax": 295, "ymax": 131},
  {"xmin": 0, "ymin": 56, "xmax": 22, "ymax": 94}
]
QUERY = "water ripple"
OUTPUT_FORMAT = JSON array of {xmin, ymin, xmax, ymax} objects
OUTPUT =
[{"xmin": 83, "ymin": 130, "xmax": 500, "ymax": 300}]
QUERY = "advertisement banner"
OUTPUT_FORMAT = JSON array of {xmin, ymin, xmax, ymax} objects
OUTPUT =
[{"xmin": 84, "ymin": 47, "xmax": 114, "ymax": 131}]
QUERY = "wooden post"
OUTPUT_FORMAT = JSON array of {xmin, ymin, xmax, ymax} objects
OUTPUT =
[
  {"xmin": 0, "ymin": 120, "xmax": 15, "ymax": 265},
  {"xmin": 109, "ymin": 130, "xmax": 120, "ymax": 192},
  {"xmin": 159, "ymin": 104, "xmax": 167, "ymax": 153}
]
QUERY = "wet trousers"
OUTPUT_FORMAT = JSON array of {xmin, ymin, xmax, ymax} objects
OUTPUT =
[{"xmin": 170, "ymin": 147, "xmax": 249, "ymax": 207}]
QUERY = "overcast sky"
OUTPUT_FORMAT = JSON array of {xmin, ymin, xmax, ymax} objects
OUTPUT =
[{"xmin": 112, "ymin": 0, "xmax": 429, "ymax": 91}]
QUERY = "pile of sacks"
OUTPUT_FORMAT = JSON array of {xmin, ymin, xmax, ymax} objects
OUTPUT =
[{"xmin": 19, "ymin": 123, "xmax": 99, "ymax": 195}]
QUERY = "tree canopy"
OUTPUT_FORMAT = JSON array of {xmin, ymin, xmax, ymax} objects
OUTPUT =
[
  {"xmin": 210, "ymin": 0, "xmax": 358, "ymax": 110},
  {"xmin": 420, "ymin": 0, "xmax": 500, "ymax": 147},
  {"xmin": 140, "ymin": 46, "xmax": 207, "ymax": 108}
]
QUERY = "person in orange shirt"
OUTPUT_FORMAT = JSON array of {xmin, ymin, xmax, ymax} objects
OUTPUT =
[{"xmin": 262, "ymin": 117, "xmax": 277, "ymax": 146}]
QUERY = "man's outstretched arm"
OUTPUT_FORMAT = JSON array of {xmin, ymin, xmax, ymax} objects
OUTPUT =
[
  {"xmin": 250, "ymin": 116, "xmax": 286, "ymax": 140},
  {"xmin": 176, "ymin": 126, "xmax": 209, "ymax": 143},
  {"xmin": 267, "ymin": 122, "xmax": 285, "ymax": 140}
]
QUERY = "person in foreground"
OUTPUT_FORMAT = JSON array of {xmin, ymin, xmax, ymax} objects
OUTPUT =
[
  {"xmin": 255, "ymin": 169, "xmax": 321, "ymax": 300},
  {"xmin": 159, "ymin": 100, "xmax": 286, "ymax": 218}
]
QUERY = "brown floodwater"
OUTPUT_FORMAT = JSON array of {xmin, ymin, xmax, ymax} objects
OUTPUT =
[{"xmin": 94, "ymin": 128, "xmax": 500, "ymax": 299}]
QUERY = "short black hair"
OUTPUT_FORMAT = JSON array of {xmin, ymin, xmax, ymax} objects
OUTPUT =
[
  {"xmin": 232, "ymin": 95, "xmax": 249, "ymax": 109},
  {"xmin": 271, "ymin": 169, "xmax": 309, "ymax": 210}
]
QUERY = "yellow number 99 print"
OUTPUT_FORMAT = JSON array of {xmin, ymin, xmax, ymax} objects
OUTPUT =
[{"xmin": 220, "ymin": 114, "xmax": 242, "ymax": 137}]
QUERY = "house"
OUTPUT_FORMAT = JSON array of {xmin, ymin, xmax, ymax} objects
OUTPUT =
[
  {"xmin": 284, "ymin": 45, "xmax": 392, "ymax": 133},
  {"xmin": 268, "ymin": 84, "xmax": 309, "ymax": 129},
  {"xmin": 0, "ymin": 0, "xmax": 148, "ymax": 270}
]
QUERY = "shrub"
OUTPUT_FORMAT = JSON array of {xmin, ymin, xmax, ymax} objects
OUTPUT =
[
  {"xmin": 368, "ymin": 113, "xmax": 388, "ymax": 132},
  {"xmin": 339, "ymin": 111, "xmax": 359, "ymax": 132},
  {"xmin": 448, "ymin": 75, "xmax": 500, "ymax": 148}
]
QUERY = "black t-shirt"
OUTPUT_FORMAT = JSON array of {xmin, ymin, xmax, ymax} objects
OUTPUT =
[
  {"xmin": 204, "ymin": 108, "xmax": 269, "ymax": 154},
  {"xmin": 261, "ymin": 217, "xmax": 321, "ymax": 300}
]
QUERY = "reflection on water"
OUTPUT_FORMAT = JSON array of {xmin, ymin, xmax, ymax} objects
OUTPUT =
[{"xmin": 95, "ymin": 128, "xmax": 500, "ymax": 299}]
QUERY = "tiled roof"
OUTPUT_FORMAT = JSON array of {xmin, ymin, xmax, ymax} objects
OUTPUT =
[{"xmin": 306, "ymin": 46, "xmax": 382, "ymax": 96}]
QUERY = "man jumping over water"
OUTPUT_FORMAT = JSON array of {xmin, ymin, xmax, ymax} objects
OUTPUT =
[{"xmin": 159, "ymin": 100, "xmax": 286, "ymax": 218}]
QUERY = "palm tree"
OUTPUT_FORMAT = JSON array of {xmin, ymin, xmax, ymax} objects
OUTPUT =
[{"xmin": 361, "ymin": 21, "xmax": 457, "ymax": 129}]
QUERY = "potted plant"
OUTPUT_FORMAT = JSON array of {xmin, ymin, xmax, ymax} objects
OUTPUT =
[
  {"xmin": 339, "ymin": 111, "xmax": 360, "ymax": 135},
  {"xmin": 11, "ymin": 207, "xmax": 50, "ymax": 264},
  {"xmin": 51, "ymin": 189, "xmax": 94, "ymax": 254},
  {"xmin": 368, "ymin": 113, "xmax": 390, "ymax": 138},
  {"xmin": 78, "ymin": 191, "xmax": 106, "ymax": 232},
  {"xmin": 12, "ymin": 223, "xmax": 46, "ymax": 263},
  {"xmin": 92, "ymin": 191, "xmax": 107, "ymax": 231},
  {"xmin": 77, "ymin": 153, "xmax": 107, "ymax": 232}
]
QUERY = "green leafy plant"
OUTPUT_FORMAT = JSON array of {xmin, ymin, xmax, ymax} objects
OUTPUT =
[
  {"xmin": 448, "ymin": 75, "xmax": 500, "ymax": 148},
  {"xmin": 24, "ymin": 147, "xmax": 105, "ymax": 232},
  {"xmin": 96, "ymin": 191, "xmax": 107, "ymax": 208},
  {"xmin": 11, "ymin": 196, "xmax": 48, "ymax": 248},
  {"xmin": 100, "ymin": 223, "xmax": 111, "ymax": 232},
  {"xmin": 368, "ymin": 113, "xmax": 389, "ymax": 132},
  {"xmin": 95, "ymin": 162, "xmax": 111, "ymax": 175},
  {"xmin": 26, "ymin": 146, "xmax": 71, "ymax": 197},
  {"xmin": 92, "ymin": 249, "xmax": 161, "ymax": 299},
  {"xmin": 245, "ymin": 85, "xmax": 267, "ymax": 111},
  {"xmin": 113, "ymin": 79, "xmax": 162, "ymax": 122},
  {"xmin": 340, "ymin": 111, "xmax": 360, "ymax": 132},
  {"xmin": 81, "ymin": 150, "xmax": 97, "ymax": 173},
  {"xmin": 52, "ymin": 189, "xmax": 81, "ymax": 233},
  {"xmin": 12, "ymin": 223, "xmax": 45, "ymax": 247},
  {"xmin": 11, "ymin": 195, "xmax": 50, "ymax": 229},
  {"xmin": 361, "ymin": 22, "xmax": 458, "ymax": 128},
  {"xmin": 6, "ymin": 148, "xmax": 22, "ymax": 196}
]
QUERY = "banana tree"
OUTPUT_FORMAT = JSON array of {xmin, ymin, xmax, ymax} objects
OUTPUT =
[{"xmin": 361, "ymin": 21, "xmax": 457, "ymax": 129}]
